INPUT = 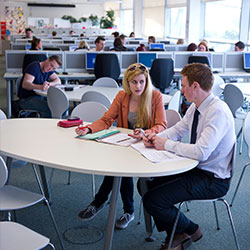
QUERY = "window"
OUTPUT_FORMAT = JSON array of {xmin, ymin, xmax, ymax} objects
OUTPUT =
[{"xmin": 169, "ymin": 7, "xmax": 186, "ymax": 39}]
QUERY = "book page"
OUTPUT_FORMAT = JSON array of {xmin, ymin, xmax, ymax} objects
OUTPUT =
[
  {"xmin": 131, "ymin": 141, "xmax": 187, "ymax": 163},
  {"xmin": 99, "ymin": 133, "xmax": 139, "ymax": 147}
]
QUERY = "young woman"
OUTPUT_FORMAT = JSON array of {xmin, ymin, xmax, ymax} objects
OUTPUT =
[
  {"xmin": 30, "ymin": 37, "xmax": 42, "ymax": 51},
  {"xmin": 75, "ymin": 63, "xmax": 167, "ymax": 229}
]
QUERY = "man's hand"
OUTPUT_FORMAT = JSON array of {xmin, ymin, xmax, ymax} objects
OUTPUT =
[
  {"xmin": 151, "ymin": 136, "xmax": 168, "ymax": 150},
  {"xmin": 42, "ymin": 81, "xmax": 51, "ymax": 91}
]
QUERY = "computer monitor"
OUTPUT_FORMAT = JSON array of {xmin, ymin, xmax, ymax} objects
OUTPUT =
[
  {"xmin": 63, "ymin": 40, "xmax": 75, "ymax": 44},
  {"xmin": 149, "ymin": 43, "xmax": 165, "ymax": 51},
  {"xmin": 157, "ymin": 52, "xmax": 174, "ymax": 59},
  {"xmin": 128, "ymin": 40, "xmax": 140, "ymax": 45},
  {"xmin": 5, "ymin": 50, "xmax": 26, "ymax": 72},
  {"xmin": 120, "ymin": 52, "xmax": 137, "ymax": 72},
  {"xmin": 86, "ymin": 52, "xmax": 98, "ymax": 70},
  {"xmin": 224, "ymin": 52, "xmax": 243, "ymax": 72},
  {"xmin": 174, "ymin": 52, "xmax": 193, "ymax": 72},
  {"xmin": 137, "ymin": 52, "xmax": 157, "ymax": 68},
  {"xmin": 243, "ymin": 52, "xmax": 250, "ymax": 71},
  {"xmin": 64, "ymin": 51, "xmax": 86, "ymax": 73},
  {"xmin": 69, "ymin": 45, "xmax": 78, "ymax": 51},
  {"xmin": 211, "ymin": 53, "xmax": 224, "ymax": 72},
  {"xmin": 25, "ymin": 44, "xmax": 31, "ymax": 50}
]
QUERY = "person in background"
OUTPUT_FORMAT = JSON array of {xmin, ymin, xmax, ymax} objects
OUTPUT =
[
  {"xmin": 186, "ymin": 43, "xmax": 197, "ymax": 52},
  {"xmin": 30, "ymin": 37, "xmax": 42, "ymax": 51},
  {"xmin": 80, "ymin": 33, "xmax": 85, "ymax": 37},
  {"xmin": 111, "ymin": 37, "xmax": 127, "ymax": 51},
  {"xmin": 18, "ymin": 55, "xmax": 62, "ymax": 118},
  {"xmin": 198, "ymin": 41, "xmax": 209, "ymax": 52},
  {"xmin": 120, "ymin": 34, "xmax": 127, "ymax": 46},
  {"xmin": 140, "ymin": 63, "xmax": 235, "ymax": 250},
  {"xmin": 91, "ymin": 36, "xmax": 105, "ymax": 52},
  {"xmin": 234, "ymin": 41, "xmax": 245, "ymax": 51},
  {"xmin": 112, "ymin": 31, "xmax": 120, "ymax": 39},
  {"xmin": 177, "ymin": 38, "xmax": 185, "ymax": 45},
  {"xmin": 129, "ymin": 32, "xmax": 135, "ymax": 38},
  {"xmin": 148, "ymin": 36, "xmax": 156, "ymax": 45},
  {"xmin": 69, "ymin": 30, "xmax": 74, "ymax": 36},
  {"xmin": 75, "ymin": 63, "xmax": 167, "ymax": 229},
  {"xmin": 136, "ymin": 44, "xmax": 146, "ymax": 51},
  {"xmin": 24, "ymin": 28, "xmax": 33, "ymax": 39},
  {"xmin": 76, "ymin": 40, "xmax": 90, "ymax": 50},
  {"xmin": 52, "ymin": 31, "xmax": 57, "ymax": 38}
]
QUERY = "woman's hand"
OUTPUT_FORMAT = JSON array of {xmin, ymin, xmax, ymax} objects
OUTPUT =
[
  {"xmin": 75, "ymin": 126, "xmax": 89, "ymax": 136},
  {"xmin": 128, "ymin": 128, "xmax": 143, "ymax": 140}
]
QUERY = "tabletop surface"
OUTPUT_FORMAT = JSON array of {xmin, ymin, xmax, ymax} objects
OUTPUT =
[{"xmin": 0, "ymin": 119, "xmax": 198, "ymax": 177}]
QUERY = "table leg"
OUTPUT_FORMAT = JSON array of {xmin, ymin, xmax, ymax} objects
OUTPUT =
[
  {"xmin": 6, "ymin": 80, "xmax": 12, "ymax": 118},
  {"xmin": 6, "ymin": 157, "xmax": 13, "ymax": 184},
  {"xmin": 38, "ymin": 165, "xmax": 51, "ymax": 202},
  {"xmin": 103, "ymin": 176, "xmax": 121, "ymax": 250}
]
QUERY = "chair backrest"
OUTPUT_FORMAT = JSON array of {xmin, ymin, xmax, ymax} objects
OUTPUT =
[
  {"xmin": 0, "ymin": 109, "xmax": 7, "ymax": 120},
  {"xmin": 0, "ymin": 156, "xmax": 8, "ymax": 188},
  {"xmin": 188, "ymin": 55, "xmax": 211, "ymax": 67},
  {"xmin": 150, "ymin": 58, "xmax": 174, "ymax": 93},
  {"xmin": 94, "ymin": 53, "xmax": 121, "ymax": 81},
  {"xmin": 93, "ymin": 77, "xmax": 119, "ymax": 88},
  {"xmin": 81, "ymin": 91, "xmax": 111, "ymax": 109},
  {"xmin": 165, "ymin": 109, "xmax": 181, "ymax": 128},
  {"xmin": 212, "ymin": 74, "xmax": 224, "ymax": 97},
  {"xmin": 47, "ymin": 86, "xmax": 69, "ymax": 119},
  {"xmin": 71, "ymin": 101, "xmax": 108, "ymax": 122},
  {"xmin": 243, "ymin": 111, "xmax": 250, "ymax": 158},
  {"xmin": 223, "ymin": 84, "xmax": 244, "ymax": 117},
  {"xmin": 22, "ymin": 54, "xmax": 47, "ymax": 74},
  {"xmin": 168, "ymin": 90, "xmax": 181, "ymax": 112}
]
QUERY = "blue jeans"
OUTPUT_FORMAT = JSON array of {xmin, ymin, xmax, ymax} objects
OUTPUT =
[
  {"xmin": 19, "ymin": 96, "xmax": 51, "ymax": 118},
  {"xmin": 140, "ymin": 168, "xmax": 230, "ymax": 235},
  {"xmin": 94, "ymin": 176, "xmax": 134, "ymax": 214}
]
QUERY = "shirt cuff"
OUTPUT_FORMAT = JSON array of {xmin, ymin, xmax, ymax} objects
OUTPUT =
[{"xmin": 164, "ymin": 139, "xmax": 176, "ymax": 152}]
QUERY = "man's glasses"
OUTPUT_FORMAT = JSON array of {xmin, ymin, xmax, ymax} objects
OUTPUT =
[{"xmin": 128, "ymin": 64, "xmax": 147, "ymax": 73}]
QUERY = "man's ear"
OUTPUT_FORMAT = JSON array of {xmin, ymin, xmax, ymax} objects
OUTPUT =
[{"xmin": 193, "ymin": 81, "xmax": 200, "ymax": 90}]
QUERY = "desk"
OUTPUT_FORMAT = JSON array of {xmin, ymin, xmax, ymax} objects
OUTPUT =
[
  {"xmin": 217, "ymin": 71, "xmax": 250, "ymax": 80},
  {"xmin": 35, "ymin": 85, "xmax": 172, "ymax": 106},
  {"xmin": 220, "ymin": 82, "xmax": 250, "ymax": 96},
  {"xmin": 0, "ymin": 118, "xmax": 198, "ymax": 250}
]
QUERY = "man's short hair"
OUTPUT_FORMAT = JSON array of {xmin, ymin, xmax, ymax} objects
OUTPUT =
[
  {"xmin": 181, "ymin": 63, "xmax": 214, "ymax": 92},
  {"xmin": 235, "ymin": 41, "xmax": 245, "ymax": 50},
  {"xmin": 25, "ymin": 28, "xmax": 32, "ymax": 33},
  {"xmin": 48, "ymin": 55, "xmax": 62, "ymax": 66},
  {"xmin": 95, "ymin": 36, "xmax": 105, "ymax": 44},
  {"xmin": 120, "ymin": 34, "xmax": 126, "ymax": 40},
  {"xmin": 148, "ymin": 36, "xmax": 156, "ymax": 43}
]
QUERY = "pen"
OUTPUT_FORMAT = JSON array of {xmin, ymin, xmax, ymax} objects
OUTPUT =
[
  {"xmin": 116, "ymin": 138, "xmax": 131, "ymax": 143},
  {"xmin": 139, "ymin": 128, "xmax": 153, "ymax": 144}
]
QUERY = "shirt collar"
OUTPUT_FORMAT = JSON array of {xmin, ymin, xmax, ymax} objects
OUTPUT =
[{"xmin": 196, "ymin": 93, "xmax": 214, "ymax": 115}]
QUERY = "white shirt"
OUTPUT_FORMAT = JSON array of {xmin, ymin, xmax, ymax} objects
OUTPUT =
[{"xmin": 159, "ymin": 93, "xmax": 236, "ymax": 179}]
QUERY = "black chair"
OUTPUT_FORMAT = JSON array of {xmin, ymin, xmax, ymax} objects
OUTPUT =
[
  {"xmin": 150, "ymin": 58, "xmax": 174, "ymax": 93},
  {"xmin": 22, "ymin": 54, "xmax": 47, "ymax": 73},
  {"xmin": 94, "ymin": 53, "xmax": 121, "ymax": 81},
  {"xmin": 188, "ymin": 55, "xmax": 211, "ymax": 67},
  {"xmin": 43, "ymin": 47, "xmax": 61, "ymax": 51}
]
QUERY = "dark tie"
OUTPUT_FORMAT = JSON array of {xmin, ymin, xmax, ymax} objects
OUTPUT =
[{"xmin": 190, "ymin": 109, "xmax": 200, "ymax": 144}]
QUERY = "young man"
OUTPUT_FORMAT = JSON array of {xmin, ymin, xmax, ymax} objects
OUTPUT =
[
  {"xmin": 234, "ymin": 41, "xmax": 245, "ymax": 51},
  {"xmin": 140, "ymin": 63, "xmax": 236, "ymax": 250},
  {"xmin": 18, "ymin": 55, "xmax": 62, "ymax": 118},
  {"xmin": 92, "ymin": 36, "xmax": 105, "ymax": 51},
  {"xmin": 24, "ymin": 28, "xmax": 33, "ymax": 39}
]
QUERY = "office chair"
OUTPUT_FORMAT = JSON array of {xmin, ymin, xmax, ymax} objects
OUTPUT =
[
  {"xmin": 94, "ymin": 53, "xmax": 121, "ymax": 81},
  {"xmin": 212, "ymin": 75, "xmax": 224, "ymax": 97},
  {"xmin": 188, "ymin": 55, "xmax": 211, "ymax": 67},
  {"xmin": 150, "ymin": 58, "xmax": 174, "ymax": 93},
  {"xmin": 168, "ymin": 90, "xmax": 181, "ymax": 112},
  {"xmin": 81, "ymin": 91, "xmax": 111, "ymax": 109},
  {"xmin": 224, "ymin": 84, "xmax": 246, "ymax": 154},
  {"xmin": 167, "ymin": 143, "xmax": 240, "ymax": 250},
  {"xmin": 165, "ymin": 109, "xmax": 182, "ymax": 128},
  {"xmin": 0, "ymin": 156, "xmax": 65, "ymax": 250},
  {"xmin": 71, "ymin": 102, "xmax": 108, "ymax": 197},
  {"xmin": 231, "ymin": 111, "xmax": 250, "ymax": 206},
  {"xmin": 22, "ymin": 53, "xmax": 47, "ymax": 73},
  {"xmin": 93, "ymin": 77, "xmax": 119, "ymax": 88},
  {"xmin": 0, "ymin": 221, "xmax": 55, "ymax": 250}
]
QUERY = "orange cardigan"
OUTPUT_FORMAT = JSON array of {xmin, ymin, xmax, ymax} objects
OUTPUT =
[{"xmin": 89, "ymin": 89, "xmax": 167, "ymax": 133}]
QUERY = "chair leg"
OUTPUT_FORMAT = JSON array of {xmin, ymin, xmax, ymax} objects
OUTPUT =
[
  {"xmin": 213, "ymin": 201, "xmax": 220, "ymax": 230},
  {"xmin": 32, "ymin": 165, "xmax": 65, "ymax": 250},
  {"xmin": 184, "ymin": 201, "xmax": 190, "ymax": 212},
  {"xmin": 239, "ymin": 128, "xmax": 244, "ymax": 154},
  {"xmin": 137, "ymin": 198, "xmax": 143, "ymax": 225},
  {"xmin": 49, "ymin": 242, "xmax": 55, "ymax": 250},
  {"xmin": 67, "ymin": 171, "xmax": 71, "ymax": 185},
  {"xmin": 230, "ymin": 163, "xmax": 250, "ymax": 206},
  {"xmin": 217, "ymin": 199, "xmax": 241, "ymax": 250},
  {"xmin": 92, "ymin": 174, "xmax": 95, "ymax": 199}
]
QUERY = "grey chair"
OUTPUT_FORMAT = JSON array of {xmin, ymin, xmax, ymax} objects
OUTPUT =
[
  {"xmin": 81, "ymin": 91, "xmax": 112, "ymax": 109},
  {"xmin": 224, "ymin": 84, "xmax": 246, "ymax": 154},
  {"xmin": 168, "ymin": 90, "xmax": 181, "ymax": 112},
  {"xmin": 47, "ymin": 86, "xmax": 69, "ymax": 119},
  {"xmin": 93, "ymin": 77, "xmax": 119, "ymax": 88},
  {"xmin": 212, "ymin": 74, "xmax": 224, "ymax": 97},
  {"xmin": 70, "ymin": 101, "xmax": 108, "ymax": 196},
  {"xmin": 168, "ymin": 143, "xmax": 240, "ymax": 250},
  {"xmin": 0, "ymin": 221, "xmax": 55, "ymax": 250},
  {"xmin": 231, "ymin": 111, "xmax": 250, "ymax": 206},
  {"xmin": 165, "ymin": 109, "xmax": 182, "ymax": 128},
  {"xmin": 0, "ymin": 156, "xmax": 65, "ymax": 250}
]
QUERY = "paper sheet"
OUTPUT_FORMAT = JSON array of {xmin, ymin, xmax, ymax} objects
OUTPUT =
[
  {"xmin": 99, "ymin": 133, "xmax": 139, "ymax": 147},
  {"xmin": 131, "ymin": 141, "xmax": 186, "ymax": 163}
]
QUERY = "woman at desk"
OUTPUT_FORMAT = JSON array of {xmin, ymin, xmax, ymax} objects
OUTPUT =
[
  {"xmin": 30, "ymin": 37, "xmax": 42, "ymax": 51},
  {"xmin": 75, "ymin": 63, "xmax": 167, "ymax": 229}
]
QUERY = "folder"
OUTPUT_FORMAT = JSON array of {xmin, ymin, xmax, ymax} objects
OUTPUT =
[{"xmin": 77, "ymin": 129, "xmax": 120, "ymax": 140}]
